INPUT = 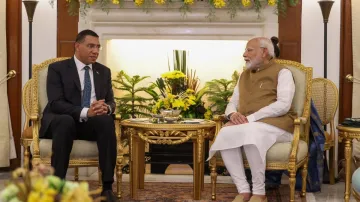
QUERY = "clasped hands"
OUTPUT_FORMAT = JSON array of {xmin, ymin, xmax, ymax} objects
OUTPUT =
[
  {"xmin": 225, "ymin": 112, "xmax": 248, "ymax": 127},
  {"xmin": 87, "ymin": 99, "xmax": 108, "ymax": 117}
]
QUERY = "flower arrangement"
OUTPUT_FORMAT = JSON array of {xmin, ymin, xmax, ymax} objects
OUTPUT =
[
  {"xmin": 51, "ymin": 0, "xmax": 300, "ymax": 19},
  {"xmin": 152, "ymin": 89, "xmax": 197, "ymax": 113},
  {"xmin": 152, "ymin": 69, "xmax": 211, "ymax": 119},
  {"xmin": 0, "ymin": 165, "xmax": 101, "ymax": 202}
]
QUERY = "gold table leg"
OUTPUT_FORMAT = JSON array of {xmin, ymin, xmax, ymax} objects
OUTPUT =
[
  {"xmin": 193, "ymin": 132, "xmax": 205, "ymax": 200},
  {"xmin": 200, "ymin": 140, "xmax": 205, "ymax": 191},
  {"xmin": 344, "ymin": 139, "xmax": 352, "ymax": 202},
  {"xmin": 130, "ymin": 133, "xmax": 139, "ymax": 199},
  {"xmin": 138, "ymin": 138, "xmax": 145, "ymax": 189}
]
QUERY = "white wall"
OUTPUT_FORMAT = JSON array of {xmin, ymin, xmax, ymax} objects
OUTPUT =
[
  {"xmin": 301, "ymin": 0, "xmax": 341, "ymax": 174},
  {"xmin": 21, "ymin": 0, "xmax": 57, "ymax": 162}
]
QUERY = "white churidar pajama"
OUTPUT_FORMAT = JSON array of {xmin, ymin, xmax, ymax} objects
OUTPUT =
[{"xmin": 207, "ymin": 69, "xmax": 296, "ymax": 195}]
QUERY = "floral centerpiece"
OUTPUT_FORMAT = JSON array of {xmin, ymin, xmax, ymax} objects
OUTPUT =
[
  {"xmin": 0, "ymin": 165, "xmax": 101, "ymax": 202},
  {"xmin": 152, "ymin": 70, "xmax": 212, "ymax": 120}
]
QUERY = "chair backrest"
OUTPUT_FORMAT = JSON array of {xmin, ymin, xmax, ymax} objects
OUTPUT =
[
  {"xmin": 311, "ymin": 78, "xmax": 339, "ymax": 125},
  {"xmin": 31, "ymin": 58, "xmax": 70, "ymax": 118},
  {"xmin": 275, "ymin": 59, "xmax": 313, "ymax": 121}
]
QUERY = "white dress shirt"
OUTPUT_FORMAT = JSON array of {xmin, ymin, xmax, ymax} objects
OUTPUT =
[
  {"xmin": 225, "ymin": 68, "xmax": 295, "ymax": 122},
  {"xmin": 74, "ymin": 55, "xmax": 96, "ymax": 121}
]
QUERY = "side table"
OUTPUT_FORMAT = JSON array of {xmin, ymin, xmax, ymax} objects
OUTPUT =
[
  {"xmin": 337, "ymin": 125, "xmax": 360, "ymax": 202},
  {"xmin": 121, "ymin": 119, "xmax": 216, "ymax": 200}
]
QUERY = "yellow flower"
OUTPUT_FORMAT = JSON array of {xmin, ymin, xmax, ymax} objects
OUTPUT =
[
  {"xmin": 204, "ymin": 108, "xmax": 212, "ymax": 120},
  {"xmin": 161, "ymin": 71, "xmax": 185, "ymax": 79},
  {"xmin": 112, "ymin": 0, "xmax": 120, "ymax": 4},
  {"xmin": 86, "ymin": 0, "xmax": 95, "ymax": 5},
  {"xmin": 268, "ymin": 0, "xmax": 276, "ymax": 6},
  {"xmin": 213, "ymin": 0, "xmax": 225, "ymax": 8},
  {"xmin": 155, "ymin": 0, "xmax": 166, "ymax": 5},
  {"xmin": 241, "ymin": 0, "xmax": 251, "ymax": 7},
  {"xmin": 184, "ymin": 0, "xmax": 194, "ymax": 5},
  {"xmin": 28, "ymin": 191, "xmax": 41, "ymax": 202},
  {"xmin": 33, "ymin": 178, "xmax": 47, "ymax": 192},
  {"xmin": 172, "ymin": 99, "xmax": 185, "ymax": 109},
  {"xmin": 185, "ymin": 89, "xmax": 195, "ymax": 94},
  {"xmin": 135, "ymin": 0, "xmax": 144, "ymax": 6}
]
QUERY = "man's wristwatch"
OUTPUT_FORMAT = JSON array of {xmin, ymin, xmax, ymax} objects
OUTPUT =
[
  {"xmin": 106, "ymin": 104, "xmax": 111, "ymax": 115},
  {"xmin": 227, "ymin": 112, "xmax": 234, "ymax": 120}
]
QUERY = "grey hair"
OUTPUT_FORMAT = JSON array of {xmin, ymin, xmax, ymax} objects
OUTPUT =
[{"xmin": 258, "ymin": 38, "xmax": 275, "ymax": 58}]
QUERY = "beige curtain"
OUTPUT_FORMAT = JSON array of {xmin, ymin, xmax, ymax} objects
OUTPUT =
[
  {"xmin": 0, "ymin": 0, "xmax": 16, "ymax": 167},
  {"xmin": 352, "ymin": 0, "xmax": 360, "ymax": 117}
]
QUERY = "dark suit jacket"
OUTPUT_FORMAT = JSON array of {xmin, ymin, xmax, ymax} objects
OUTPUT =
[{"xmin": 39, "ymin": 57, "xmax": 116, "ymax": 138}]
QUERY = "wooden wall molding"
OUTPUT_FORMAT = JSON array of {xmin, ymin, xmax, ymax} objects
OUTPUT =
[
  {"xmin": 57, "ymin": 1, "xmax": 78, "ymax": 57},
  {"xmin": 338, "ymin": 0, "xmax": 353, "ymax": 167},
  {"xmin": 6, "ymin": 0, "xmax": 22, "ymax": 169},
  {"xmin": 278, "ymin": 0, "xmax": 302, "ymax": 62}
]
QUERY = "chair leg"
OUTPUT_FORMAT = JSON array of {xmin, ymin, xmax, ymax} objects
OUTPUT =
[
  {"xmin": 74, "ymin": 167, "xmax": 79, "ymax": 181},
  {"xmin": 210, "ymin": 157, "xmax": 217, "ymax": 200},
  {"xmin": 116, "ymin": 158, "xmax": 123, "ymax": 199},
  {"xmin": 289, "ymin": 169, "xmax": 297, "ymax": 202},
  {"xmin": 98, "ymin": 167, "xmax": 103, "ymax": 190},
  {"xmin": 301, "ymin": 157, "xmax": 308, "ymax": 198},
  {"xmin": 329, "ymin": 146, "xmax": 336, "ymax": 185},
  {"xmin": 23, "ymin": 142, "xmax": 30, "ymax": 170}
]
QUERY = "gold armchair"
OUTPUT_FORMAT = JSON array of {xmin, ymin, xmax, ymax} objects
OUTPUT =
[
  {"xmin": 21, "ymin": 58, "xmax": 124, "ymax": 198},
  {"xmin": 311, "ymin": 78, "xmax": 339, "ymax": 184},
  {"xmin": 209, "ymin": 59, "xmax": 313, "ymax": 202}
]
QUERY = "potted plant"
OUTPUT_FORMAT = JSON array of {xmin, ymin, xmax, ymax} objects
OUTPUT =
[{"xmin": 112, "ymin": 70, "xmax": 158, "ymax": 119}]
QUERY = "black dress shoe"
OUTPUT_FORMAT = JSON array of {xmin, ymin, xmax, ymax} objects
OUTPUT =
[{"xmin": 100, "ymin": 190, "xmax": 119, "ymax": 202}]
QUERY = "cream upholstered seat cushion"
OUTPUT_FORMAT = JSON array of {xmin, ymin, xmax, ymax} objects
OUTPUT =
[
  {"xmin": 215, "ymin": 140, "xmax": 308, "ymax": 163},
  {"xmin": 30, "ymin": 139, "xmax": 99, "ymax": 159},
  {"xmin": 38, "ymin": 67, "xmax": 49, "ymax": 117}
]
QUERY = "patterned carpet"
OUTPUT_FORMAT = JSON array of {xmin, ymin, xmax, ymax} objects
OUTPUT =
[{"xmin": 88, "ymin": 181, "xmax": 303, "ymax": 202}]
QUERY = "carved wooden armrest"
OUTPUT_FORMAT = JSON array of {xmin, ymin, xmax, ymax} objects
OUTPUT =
[
  {"xmin": 114, "ymin": 114, "xmax": 124, "ymax": 156},
  {"xmin": 289, "ymin": 117, "xmax": 308, "ymax": 166},
  {"xmin": 211, "ymin": 114, "xmax": 227, "ymax": 141},
  {"xmin": 213, "ymin": 114, "xmax": 227, "ymax": 122},
  {"xmin": 30, "ymin": 114, "xmax": 41, "ymax": 162}
]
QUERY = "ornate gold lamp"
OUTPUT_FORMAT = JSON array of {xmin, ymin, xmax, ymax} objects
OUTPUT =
[
  {"xmin": 23, "ymin": 0, "xmax": 39, "ymax": 79},
  {"xmin": 318, "ymin": 0, "xmax": 334, "ymax": 78}
]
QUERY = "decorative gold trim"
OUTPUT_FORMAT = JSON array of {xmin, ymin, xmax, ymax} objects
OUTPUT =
[{"xmin": 121, "ymin": 119, "xmax": 216, "ymax": 129}]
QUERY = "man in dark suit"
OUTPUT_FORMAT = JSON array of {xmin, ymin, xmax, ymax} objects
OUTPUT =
[{"xmin": 40, "ymin": 29, "xmax": 117, "ymax": 201}]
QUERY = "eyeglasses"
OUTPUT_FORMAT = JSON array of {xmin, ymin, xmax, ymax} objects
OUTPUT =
[{"xmin": 85, "ymin": 43, "xmax": 102, "ymax": 51}]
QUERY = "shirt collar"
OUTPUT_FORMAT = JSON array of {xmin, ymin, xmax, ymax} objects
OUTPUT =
[
  {"xmin": 251, "ymin": 59, "xmax": 275, "ymax": 73},
  {"xmin": 74, "ymin": 55, "xmax": 93, "ymax": 71}
]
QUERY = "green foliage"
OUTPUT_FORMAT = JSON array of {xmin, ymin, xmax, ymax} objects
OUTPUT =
[
  {"xmin": 112, "ymin": 70, "xmax": 158, "ymax": 119},
  {"xmin": 204, "ymin": 70, "xmax": 239, "ymax": 115}
]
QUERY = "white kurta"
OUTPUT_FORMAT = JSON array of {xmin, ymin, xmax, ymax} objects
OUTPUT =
[{"xmin": 208, "ymin": 69, "xmax": 296, "ymax": 162}]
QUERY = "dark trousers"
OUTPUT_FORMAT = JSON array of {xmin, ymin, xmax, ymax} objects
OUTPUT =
[{"xmin": 44, "ymin": 114, "xmax": 116, "ymax": 185}]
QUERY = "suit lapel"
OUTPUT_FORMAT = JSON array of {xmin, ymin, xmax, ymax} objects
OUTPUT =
[
  {"xmin": 69, "ymin": 57, "xmax": 81, "ymax": 91},
  {"xmin": 93, "ymin": 63, "xmax": 102, "ymax": 100}
]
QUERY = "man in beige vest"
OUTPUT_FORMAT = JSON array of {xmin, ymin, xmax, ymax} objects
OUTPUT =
[{"xmin": 208, "ymin": 37, "xmax": 297, "ymax": 202}]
